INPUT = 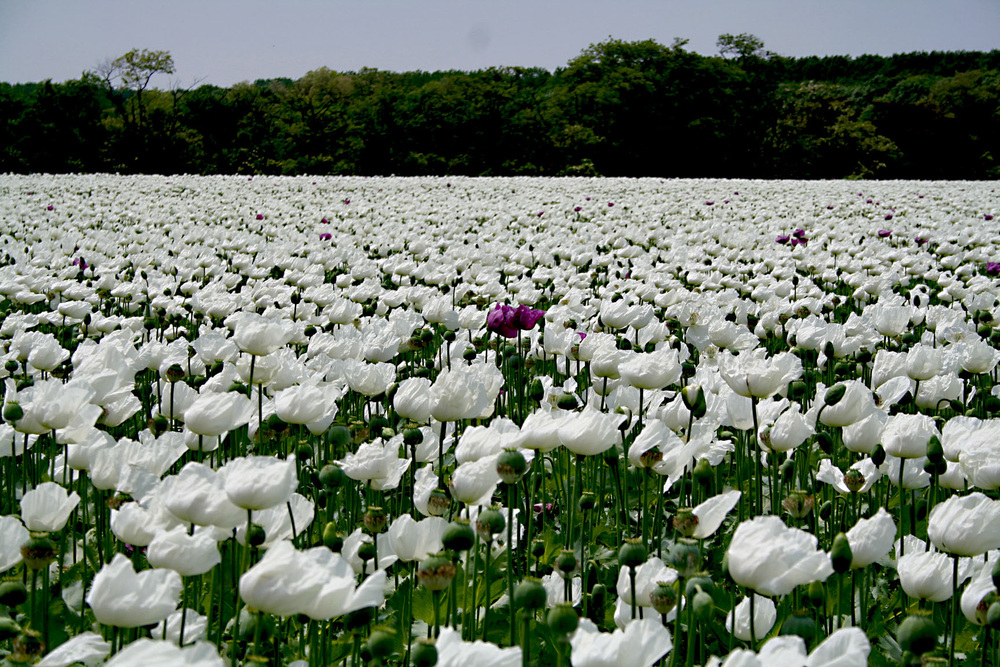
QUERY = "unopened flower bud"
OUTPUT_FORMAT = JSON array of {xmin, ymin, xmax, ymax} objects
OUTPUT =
[
  {"xmin": 830, "ymin": 532, "xmax": 853, "ymax": 573},
  {"xmin": 824, "ymin": 383, "xmax": 847, "ymax": 406},
  {"xmin": 692, "ymin": 588, "xmax": 714, "ymax": 621},
  {"xmin": 2, "ymin": 402, "xmax": 23, "ymax": 423},
  {"xmin": 681, "ymin": 385, "xmax": 707, "ymax": 419},
  {"xmin": 322, "ymin": 523, "xmax": 344, "ymax": 552}
]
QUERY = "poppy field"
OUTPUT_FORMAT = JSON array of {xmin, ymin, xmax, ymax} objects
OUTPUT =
[{"xmin": 1, "ymin": 174, "xmax": 999, "ymax": 666}]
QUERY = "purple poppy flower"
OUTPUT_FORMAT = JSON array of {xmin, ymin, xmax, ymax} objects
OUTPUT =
[
  {"xmin": 791, "ymin": 237, "xmax": 809, "ymax": 247},
  {"xmin": 343, "ymin": 199, "xmax": 350, "ymax": 205},
  {"xmin": 319, "ymin": 232, "xmax": 332, "ymax": 241},
  {"xmin": 608, "ymin": 202, "xmax": 614, "ymax": 207},
  {"xmin": 577, "ymin": 332, "xmax": 587, "ymax": 341},
  {"xmin": 915, "ymin": 236, "xmax": 928, "ymax": 246},
  {"xmin": 986, "ymin": 262, "xmax": 1000, "ymax": 276},
  {"xmin": 878, "ymin": 229, "xmax": 892, "ymax": 238},
  {"xmin": 574, "ymin": 206, "xmax": 582, "ymax": 212},
  {"xmin": 705, "ymin": 201, "xmax": 714, "ymax": 205},
  {"xmin": 884, "ymin": 214, "xmax": 893, "ymax": 221},
  {"xmin": 792, "ymin": 228, "xmax": 806, "ymax": 239},
  {"xmin": 986, "ymin": 214, "xmax": 995, "ymax": 221},
  {"xmin": 513, "ymin": 304, "xmax": 545, "ymax": 331},
  {"xmin": 321, "ymin": 218, "xmax": 329, "ymax": 224},
  {"xmin": 776, "ymin": 235, "xmax": 791, "ymax": 245},
  {"xmin": 47, "ymin": 205, "xmax": 54, "ymax": 211},
  {"xmin": 255, "ymin": 213, "xmax": 264, "ymax": 220},
  {"xmin": 486, "ymin": 304, "xmax": 518, "ymax": 338}
]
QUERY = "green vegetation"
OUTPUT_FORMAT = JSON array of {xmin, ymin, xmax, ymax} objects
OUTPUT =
[{"xmin": 2, "ymin": 37, "xmax": 999, "ymax": 178}]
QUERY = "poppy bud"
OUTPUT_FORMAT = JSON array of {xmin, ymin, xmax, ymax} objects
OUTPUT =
[
  {"xmin": 692, "ymin": 458, "xmax": 714, "ymax": 487},
  {"xmin": 806, "ymin": 581, "xmax": 825, "ymax": 608},
  {"xmin": 531, "ymin": 538, "xmax": 546, "ymax": 560},
  {"xmin": 830, "ymin": 533, "xmax": 853, "ymax": 573},
  {"xmin": 926, "ymin": 435, "xmax": 944, "ymax": 464},
  {"xmin": 681, "ymin": 385, "xmax": 706, "ymax": 419},
  {"xmin": 989, "ymin": 601, "xmax": 1000, "ymax": 630},
  {"xmin": 528, "ymin": 378, "xmax": 545, "ymax": 402},
  {"xmin": 357, "ymin": 541, "xmax": 377, "ymax": 565},
  {"xmin": 871, "ymin": 444, "xmax": 886, "ymax": 467}
]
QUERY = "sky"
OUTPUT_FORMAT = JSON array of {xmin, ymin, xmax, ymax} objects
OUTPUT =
[{"xmin": 1, "ymin": 0, "xmax": 998, "ymax": 87}]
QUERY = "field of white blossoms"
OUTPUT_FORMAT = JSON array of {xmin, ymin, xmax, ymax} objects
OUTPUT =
[{"xmin": 0, "ymin": 174, "xmax": 998, "ymax": 667}]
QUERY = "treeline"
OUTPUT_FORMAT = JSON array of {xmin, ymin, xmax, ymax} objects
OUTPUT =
[{"xmin": 2, "ymin": 39, "xmax": 1000, "ymax": 179}]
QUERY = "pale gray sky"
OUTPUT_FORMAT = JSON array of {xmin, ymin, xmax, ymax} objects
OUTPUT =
[{"xmin": 1, "ymin": 0, "xmax": 998, "ymax": 87}]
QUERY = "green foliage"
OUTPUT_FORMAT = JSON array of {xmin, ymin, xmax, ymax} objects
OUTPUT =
[{"xmin": 1, "ymin": 42, "xmax": 999, "ymax": 177}]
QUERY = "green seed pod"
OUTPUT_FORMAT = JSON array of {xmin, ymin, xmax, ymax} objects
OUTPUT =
[
  {"xmin": 780, "ymin": 611, "xmax": 816, "ymax": 644},
  {"xmin": 366, "ymin": 628, "xmax": 396, "ymax": 660},
  {"xmin": 668, "ymin": 539, "xmax": 702, "ymax": 578},
  {"xmin": 897, "ymin": 614, "xmax": 937, "ymax": 656},
  {"xmin": 475, "ymin": 508, "xmax": 506, "ymax": 541},
  {"xmin": 20, "ymin": 535, "xmax": 57, "ymax": 570},
  {"xmin": 531, "ymin": 538, "xmax": 546, "ymax": 560},
  {"xmin": 547, "ymin": 603, "xmax": 579, "ymax": 635},
  {"xmin": 403, "ymin": 427, "xmax": 423, "ymax": 447},
  {"xmin": 830, "ymin": 533, "xmax": 853, "ymax": 574},
  {"xmin": 824, "ymin": 383, "xmax": 847, "ymax": 406},
  {"xmin": 556, "ymin": 394, "xmax": 578, "ymax": 410},
  {"xmin": 578, "ymin": 491, "xmax": 597, "ymax": 512},
  {"xmin": 3, "ymin": 402, "xmax": 24, "ymax": 423},
  {"xmin": 318, "ymin": 464, "xmax": 346, "ymax": 488},
  {"xmin": 344, "ymin": 607, "xmax": 374, "ymax": 631},
  {"xmin": 0, "ymin": 581, "xmax": 28, "ymax": 608},
  {"xmin": 295, "ymin": 443, "xmax": 313, "ymax": 461},
  {"xmin": 411, "ymin": 639, "xmax": 438, "ymax": 667},
  {"xmin": 806, "ymin": 581, "xmax": 825, "ymax": 608},
  {"xmin": 496, "ymin": 448, "xmax": 527, "ymax": 484},
  {"xmin": 692, "ymin": 458, "xmax": 714, "ymax": 487},
  {"xmin": 246, "ymin": 524, "xmax": 266, "ymax": 548},
  {"xmin": 988, "ymin": 601, "xmax": 1000, "ymax": 630},
  {"xmin": 555, "ymin": 549, "xmax": 578, "ymax": 575},
  {"xmin": 618, "ymin": 538, "xmax": 647, "ymax": 569},
  {"xmin": 926, "ymin": 435, "xmax": 944, "ymax": 464},
  {"xmin": 418, "ymin": 554, "xmax": 456, "ymax": 591},
  {"xmin": 528, "ymin": 378, "xmax": 545, "ymax": 402},
  {"xmin": 0, "ymin": 616, "xmax": 20, "ymax": 641},
  {"xmin": 357, "ymin": 542, "xmax": 377, "ymax": 566},
  {"xmin": 650, "ymin": 581, "xmax": 678, "ymax": 615},
  {"xmin": 514, "ymin": 578, "xmax": 547, "ymax": 611},
  {"xmin": 441, "ymin": 521, "xmax": 475, "ymax": 553},
  {"xmin": 363, "ymin": 506, "xmax": 387, "ymax": 534},
  {"xmin": 322, "ymin": 523, "xmax": 344, "ymax": 552},
  {"xmin": 329, "ymin": 424, "xmax": 351, "ymax": 450},
  {"xmin": 692, "ymin": 589, "xmax": 714, "ymax": 621}
]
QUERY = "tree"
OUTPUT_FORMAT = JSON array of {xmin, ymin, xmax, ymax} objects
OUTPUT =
[
  {"xmin": 93, "ymin": 49, "xmax": 175, "ymax": 168},
  {"xmin": 717, "ymin": 33, "xmax": 766, "ymax": 60}
]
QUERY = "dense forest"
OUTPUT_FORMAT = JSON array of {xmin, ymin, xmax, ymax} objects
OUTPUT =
[{"xmin": 2, "ymin": 37, "xmax": 999, "ymax": 179}]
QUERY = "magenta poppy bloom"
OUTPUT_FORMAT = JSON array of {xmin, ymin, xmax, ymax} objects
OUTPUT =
[
  {"xmin": 915, "ymin": 236, "xmax": 928, "ymax": 246},
  {"xmin": 486, "ymin": 304, "xmax": 518, "ymax": 338},
  {"xmin": 577, "ymin": 332, "xmax": 587, "ymax": 341},
  {"xmin": 513, "ymin": 304, "xmax": 545, "ymax": 331},
  {"xmin": 255, "ymin": 213, "xmax": 264, "ymax": 220},
  {"xmin": 884, "ymin": 214, "xmax": 893, "ymax": 221},
  {"xmin": 319, "ymin": 232, "xmax": 332, "ymax": 241},
  {"xmin": 986, "ymin": 262, "xmax": 1000, "ymax": 276},
  {"xmin": 776, "ymin": 235, "xmax": 791, "ymax": 245},
  {"xmin": 47, "ymin": 205, "xmax": 54, "ymax": 211},
  {"xmin": 608, "ymin": 202, "xmax": 614, "ymax": 207},
  {"xmin": 987, "ymin": 214, "xmax": 995, "ymax": 221},
  {"xmin": 574, "ymin": 206, "xmax": 582, "ymax": 212},
  {"xmin": 343, "ymin": 199, "xmax": 350, "ymax": 205},
  {"xmin": 321, "ymin": 218, "xmax": 329, "ymax": 224},
  {"xmin": 791, "ymin": 237, "xmax": 809, "ymax": 247},
  {"xmin": 878, "ymin": 229, "xmax": 892, "ymax": 238},
  {"xmin": 792, "ymin": 228, "xmax": 806, "ymax": 239},
  {"xmin": 705, "ymin": 201, "xmax": 714, "ymax": 205}
]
